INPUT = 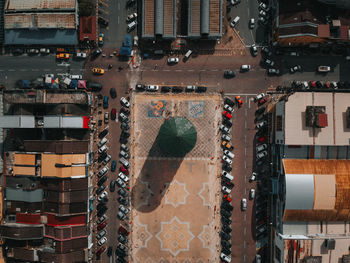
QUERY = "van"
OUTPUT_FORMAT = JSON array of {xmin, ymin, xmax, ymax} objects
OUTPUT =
[
  {"xmin": 230, "ymin": 16, "xmax": 240, "ymax": 27},
  {"xmin": 98, "ymin": 138, "xmax": 107, "ymax": 148},
  {"xmin": 222, "ymin": 171, "xmax": 234, "ymax": 181},
  {"xmin": 98, "ymin": 145, "xmax": 108, "ymax": 154},
  {"xmin": 183, "ymin": 50, "xmax": 193, "ymax": 61},
  {"xmin": 127, "ymin": 21, "xmax": 137, "ymax": 32}
]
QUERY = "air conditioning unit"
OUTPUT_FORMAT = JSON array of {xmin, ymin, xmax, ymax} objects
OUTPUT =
[
  {"xmin": 305, "ymin": 106, "xmax": 327, "ymax": 128},
  {"xmin": 324, "ymin": 239, "xmax": 335, "ymax": 250}
]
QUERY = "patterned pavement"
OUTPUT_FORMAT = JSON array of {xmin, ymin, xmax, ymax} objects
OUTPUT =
[{"xmin": 129, "ymin": 94, "xmax": 222, "ymax": 262}]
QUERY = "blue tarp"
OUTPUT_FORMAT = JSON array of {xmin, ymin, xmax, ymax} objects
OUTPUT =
[
  {"xmin": 120, "ymin": 46, "xmax": 132, "ymax": 56},
  {"xmin": 5, "ymin": 29, "xmax": 78, "ymax": 45},
  {"xmin": 70, "ymin": 79, "xmax": 78, "ymax": 89},
  {"xmin": 123, "ymin": 34, "xmax": 132, "ymax": 47},
  {"xmin": 19, "ymin": 80, "xmax": 30, "ymax": 88}
]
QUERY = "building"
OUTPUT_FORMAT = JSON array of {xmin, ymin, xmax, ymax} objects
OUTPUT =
[
  {"xmin": 4, "ymin": 0, "xmax": 78, "ymax": 46},
  {"xmin": 141, "ymin": 0, "xmax": 222, "ymax": 40},
  {"xmin": 79, "ymin": 16, "xmax": 96, "ymax": 42},
  {"xmin": 274, "ymin": 0, "xmax": 350, "ymax": 47}
]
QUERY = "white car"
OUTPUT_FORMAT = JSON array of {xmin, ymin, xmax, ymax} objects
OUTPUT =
[
  {"xmin": 290, "ymin": 65, "xmax": 302, "ymax": 73},
  {"xmin": 98, "ymin": 145, "xmax": 108, "ymax": 154},
  {"xmin": 127, "ymin": 12, "xmax": 137, "ymax": 22},
  {"xmin": 255, "ymin": 93, "xmax": 265, "ymax": 101},
  {"xmin": 40, "ymin": 48, "xmax": 50, "ymax": 54},
  {"xmin": 75, "ymin": 52, "xmax": 87, "ymax": 58},
  {"xmin": 231, "ymin": 0, "xmax": 240, "ymax": 5},
  {"xmin": 222, "ymin": 156, "xmax": 232, "ymax": 165},
  {"xmin": 259, "ymin": 2, "xmax": 267, "ymax": 10},
  {"xmin": 221, "ymin": 252, "xmax": 232, "ymax": 263},
  {"xmin": 256, "ymin": 120, "xmax": 267, "ymax": 129},
  {"xmin": 259, "ymin": 10, "xmax": 267, "ymax": 16},
  {"xmin": 249, "ymin": 18, "xmax": 255, "ymax": 29},
  {"xmin": 167, "ymin": 57, "xmax": 179, "ymax": 64},
  {"xmin": 45, "ymin": 74, "xmax": 55, "ymax": 78},
  {"xmin": 268, "ymin": 68, "xmax": 280, "ymax": 75},
  {"xmin": 97, "ymin": 215, "xmax": 106, "ymax": 224},
  {"xmin": 250, "ymin": 44, "xmax": 258, "ymax": 56},
  {"xmin": 222, "ymin": 171, "xmax": 234, "ymax": 181},
  {"xmin": 258, "ymin": 16, "xmax": 266, "ymax": 24},
  {"xmin": 240, "ymin": 64, "xmax": 251, "ymax": 72},
  {"xmin": 256, "ymin": 144, "xmax": 267, "ymax": 152},
  {"xmin": 250, "ymin": 172, "xmax": 257, "ymax": 182},
  {"xmin": 222, "ymin": 134, "xmax": 231, "ymax": 141},
  {"xmin": 119, "ymin": 112, "xmax": 129, "ymax": 122},
  {"xmin": 230, "ymin": 16, "xmax": 240, "ymax": 28},
  {"xmin": 98, "ymin": 191, "xmax": 108, "ymax": 201},
  {"xmin": 220, "ymin": 124, "xmax": 231, "ymax": 134},
  {"xmin": 133, "ymin": 36, "xmax": 139, "ymax": 47},
  {"xmin": 98, "ymin": 236, "xmax": 107, "ymax": 246},
  {"xmin": 257, "ymin": 151, "xmax": 268, "ymax": 160},
  {"xmin": 224, "ymin": 150, "xmax": 235, "ymax": 159},
  {"xmin": 119, "ymin": 204, "xmax": 130, "ymax": 214},
  {"xmin": 264, "ymin": 58, "xmax": 275, "ymax": 67},
  {"xmin": 241, "ymin": 198, "xmax": 247, "ymax": 211},
  {"xmin": 120, "ymin": 150, "xmax": 129, "ymax": 159},
  {"xmin": 146, "ymin": 85, "xmax": 159, "ymax": 92},
  {"xmin": 120, "ymin": 97, "xmax": 130, "ymax": 108},
  {"xmin": 222, "ymin": 186, "xmax": 232, "ymax": 194},
  {"xmin": 249, "ymin": 189, "xmax": 255, "ymax": 199},
  {"xmin": 98, "ymin": 166, "xmax": 109, "ymax": 177},
  {"xmin": 224, "ymin": 104, "xmax": 234, "ymax": 113},
  {"xmin": 69, "ymin": 74, "xmax": 83, "ymax": 80},
  {"xmin": 118, "ymin": 172, "xmax": 129, "ymax": 182}
]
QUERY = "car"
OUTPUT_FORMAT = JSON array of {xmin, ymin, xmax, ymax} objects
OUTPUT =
[
  {"xmin": 231, "ymin": 0, "xmax": 240, "ymax": 5},
  {"xmin": 118, "ymin": 172, "xmax": 129, "ymax": 182},
  {"xmin": 109, "ymin": 88, "xmax": 117, "ymax": 99},
  {"xmin": 109, "ymin": 180, "xmax": 116, "ymax": 193},
  {"xmin": 120, "ymin": 107, "xmax": 130, "ymax": 115},
  {"xmin": 186, "ymin": 85, "xmax": 196, "ymax": 92},
  {"xmin": 98, "ymin": 236, "xmax": 107, "ymax": 246},
  {"xmin": 12, "ymin": 48, "xmax": 24, "ymax": 55},
  {"xmin": 98, "ymin": 189, "xmax": 108, "ymax": 199},
  {"xmin": 97, "ymin": 215, "xmax": 107, "ymax": 224},
  {"xmin": 98, "ymin": 33, "xmax": 104, "ymax": 46},
  {"xmin": 221, "ymin": 239, "xmax": 232, "ymax": 250},
  {"xmin": 268, "ymin": 68, "xmax": 280, "ymax": 75},
  {"xmin": 120, "ymin": 165, "xmax": 129, "ymax": 175},
  {"xmin": 258, "ymin": 16, "xmax": 267, "ymax": 24},
  {"xmin": 222, "ymin": 163, "xmax": 232, "ymax": 172},
  {"xmin": 222, "ymin": 141, "xmax": 233, "ymax": 150},
  {"xmin": 96, "ymin": 185, "xmax": 106, "ymax": 195},
  {"xmin": 161, "ymin": 86, "xmax": 171, "ymax": 92},
  {"xmin": 255, "ymin": 93, "xmax": 265, "ymax": 101},
  {"xmin": 107, "ymin": 246, "xmax": 113, "ymax": 257},
  {"xmin": 103, "ymin": 96, "xmax": 109, "ymax": 109},
  {"xmin": 136, "ymin": 84, "xmax": 145, "ymax": 91},
  {"xmin": 97, "ymin": 229, "xmax": 107, "ymax": 239},
  {"xmin": 220, "ymin": 124, "xmax": 231, "ymax": 134},
  {"xmin": 222, "ymin": 111, "xmax": 232, "ymax": 119},
  {"xmin": 97, "ymin": 176, "xmax": 107, "ymax": 186},
  {"xmin": 172, "ymin": 86, "xmax": 184, "ymax": 93},
  {"xmin": 118, "ymin": 188, "xmax": 129, "ymax": 197},
  {"xmin": 102, "ymin": 154, "xmax": 111, "ymax": 165},
  {"xmin": 224, "ymin": 70, "xmax": 236, "ymax": 78},
  {"xmin": 167, "ymin": 57, "xmax": 179, "ymax": 64},
  {"xmin": 259, "ymin": 9, "xmax": 267, "ymax": 17},
  {"xmin": 119, "ymin": 205, "xmax": 130, "ymax": 214},
  {"xmin": 120, "ymin": 97, "xmax": 130, "ymax": 108},
  {"xmin": 127, "ymin": 12, "xmax": 137, "ymax": 22},
  {"xmin": 224, "ymin": 150, "xmax": 235, "ymax": 159},
  {"xmin": 91, "ymin": 48, "xmax": 102, "ymax": 59},
  {"xmin": 240, "ymin": 64, "xmax": 251, "ymax": 72},
  {"xmin": 75, "ymin": 52, "xmax": 86, "ymax": 58},
  {"xmin": 235, "ymin": 96, "xmax": 243, "ymax": 107},
  {"xmin": 290, "ymin": 65, "xmax": 302, "ymax": 73},
  {"xmin": 109, "ymin": 108, "xmax": 116, "ymax": 121},
  {"xmin": 98, "ymin": 16, "xmax": 109, "ymax": 26},
  {"xmin": 118, "ymin": 196, "xmax": 128, "ymax": 206},
  {"xmin": 221, "ymin": 216, "xmax": 232, "ymax": 225},
  {"xmin": 104, "ymin": 112, "xmax": 109, "ymax": 124},
  {"xmin": 264, "ymin": 58, "xmax": 275, "ymax": 67},
  {"xmin": 259, "ymin": 2, "xmax": 268, "ymax": 10},
  {"xmin": 97, "ymin": 206, "xmax": 108, "ymax": 217},
  {"xmin": 222, "ymin": 185, "xmax": 231, "ymax": 194},
  {"xmin": 117, "ymin": 211, "xmax": 126, "ymax": 220},
  {"xmin": 118, "ymin": 234, "xmax": 128, "ymax": 244},
  {"xmin": 121, "ymin": 131, "xmax": 130, "ymax": 139},
  {"xmin": 249, "ymin": 189, "xmax": 256, "ymax": 199},
  {"xmin": 223, "ymin": 118, "xmax": 232, "ymax": 128},
  {"xmin": 256, "ymin": 144, "xmax": 267, "ymax": 152},
  {"xmin": 249, "ymin": 18, "xmax": 255, "ymax": 29},
  {"xmin": 119, "ymin": 158, "xmax": 130, "ymax": 169},
  {"xmin": 221, "ymin": 202, "xmax": 233, "ymax": 211},
  {"xmin": 146, "ymin": 85, "xmax": 159, "ymax": 92},
  {"xmin": 98, "ymin": 167, "xmax": 109, "ymax": 178},
  {"xmin": 223, "ymin": 194, "xmax": 232, "ymax": 202},
  {"xmin": 224, "ymin": 98, "xmax": 235, "ymax": 107},
  {"xmin": 98, "ymin": 145, "xmax": 108, "ymax": 154},
  {"xmin": 221, "ymin": 209, "xmax": 231, "ymax": 218},
  {"xmin": 250, "ymin": 44, "xmax": 258, "ymax": 56},
  {"xmin": 56, "ymin": 53, "xmax": 69, "ymax": 59},
  {"xmin": 221, "ymin": 252, "xmax": 231, "ymax": 263},
  {"xmin": 257, "ymin": 151, "xmax": 268, "ymax": 160},
  {"xmin": 40, "ymin": 48, "xmax": 50, "ymax": 54},
  {"xmin": 223, "ymin": 104, "xmax": 234, "ymax": 113},
  {"xmin": 256, "ymin": 254, "xmax": 262, "ymax": 263},
  {"xmin": 196, "ymin": 86, "xmax": 207, "ymax": 93},
  {"xmin": 220, "ymin": 231, "xmax": 231, "ymax": 241},
  {"xmin": 119, "ymin": 150, "xmax": 129, "ymax": 159},
  {"xmin": 116, "ymin": 178, "xmax": 127, "ymax": 188},
  {"xmin": 121, "ymin": 122, "xmax": 130, "ymax": 130},
  {"xmin": 261, "ymin": 46, "xmax": 272, "ymax": 56},
  {"xmin": 241, "ymin": 198, "xmax": 247, "ymax": 211},
  {"xmin": 250, "ymin": 172, "xmax": 257, "ymax": 182},
  {"xmin": 119, "ymin": 112, "xmax": 129, "ymax": 122},
  {"xmin": 230, "ymin": 16, "xmax": 240, "ymax": 27},
  {"xmin": 222, "ymin": 134, "xmax": 231, "ymax": 142},
  {"xmin": 255, "ymin": 107, "xmax": 265, "ymax": 115},
  {"xmin": 98, "ymin": 221, "xmax": 108, "ymax": 231},
  {"xmin": 256, "ymin": 120, "xmax": 267, "ymax": 129},
  {"xmin": 93, "ymin": 68, "xmax": 105, "ymax": 75}
]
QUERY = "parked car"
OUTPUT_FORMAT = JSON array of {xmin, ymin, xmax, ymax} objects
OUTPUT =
[
  {"xmin": 104, "ymin": 112, "xmax": 109, "ymax": 124},
  {"xmin": 250, "ymin": 172, "xmax": 257, "ymax": 182},
  {"xmin": 146, "ymin": 85, "xmax": 159, "ymax": 92},
  {"xmin": 93, "ymin": 68, "xmax": 105, "ymax": 75},
  {"xmin": 290, "ymin": 65, "xmax": 302, "ymax": 73},
  {"xmin": 230, "ymin": 16, "xmax": 240, "ymax": 27},
  {"xmin": 196, "ymin": 86, "xmax": 207, "ymax": 93},
  {"xmin": 256, "ymin": 120, "xmax": 267, "ymax": 129},
  {"xmin": 119, "ymin": 205, "xmax": 130, "ymax": 214},
  {"xmin": 186, "ymin": 85, "xmax": 195, "ymax": 92},
  {"xmin": 224, "ymin": 104, "xmax": 234, "ymax": 113},
  {"xmin": 110, "ymin": 108, "xmax": 117, "ymax": 120},
  {"xmin": 40, "ymin": 48, "xmax": 50, "ymax": 54},
  {"xmin": 110, "ymin": 180, "xmax": 116, "ymax": 192},
  {"xmin": 221, "ymin": 252, "xmax": 231, "ymax": 263},
  {"xmin": 257, "ymin": 151, "xmax": 268, "ymax": 160},
  {"xmin": 220, "ymin": 231, "xmax": 231, "ymax": 241},
  {"xmin": 224, "ymin": 97, "xmax": 235, "ymax": 107},
  {"xmin": 97, "ymin": 176, "xmax": 107, "ymax": 186},
  {"xmin": 255, "ymin": 93, "xmax": 265, "ymax": 101},
  {"xmin": 116, "ymin": 178, "xmax": 127, "ymax": 188},
  {"xmin": 102, "ymin": 154, "xmax": 111, "ymax": 165},
  {"xmin": 120, "ymin": 97, "xmax": 130, "ymax": 108},
  {"xmin": 264, "ymin": 58, "xmax": 275, "ymax": 67},
  {"xmin": 223, "ymin": 118, "xmax": 232, "ymax": 128},
  {"xmin": 172, "ymin": 86, "xmax": 184, "ymax": 93},
  {"xmin": 117, "ymin": 211, "xmax": 126, "ymax": 220},
  {"xmin": 118, "ymin": 234, "xmax": 128, "ymax": 244},
  {"xmin": 256, "ymin": 144, "xmax": 267, "ymax": 152},
  {"xmin": 98, "ymin": 167, "xmax": 109, "ymax": 178},
  {"xmin": 118, "ymin": 188, "xmax": 129, "ymax": 197},
  {"xmin": 221, "ymin": 209, "xmax": 231, "ymax": 218},
  {"xmin": 222, "ymin": 163, "xmax": 232, "ymax": 172},
  {"xmin": 97, "ymin": 221, "xmax": 108, "ymax": 231},
  {"xmin": 136, "ymin": 84, "xmax": 145, "ymax": 91},
  {"xmin": 98, "ymin": 17, "xmax": 109, "ymax": 26},
  {"xmin": 240, "ymin": 64, "xmax": 251, "ymax": 72},
  {"xmin": 97, "ymin": 229, "xmax": 107, "ymax": 239},
  {"xmin": 127, "ymin": 12, "xmax": 137, "ymax": 22},
  {"xmin": 222, "ymin": 134, "xmax": 231, "ymax": 142},
  {"xmin": 118, "ymin": 196, "xmax": 128, "ymax": 206},
  {"xmin": 161, "ymin": 86, "xmax": 171, "ymax": 92},
  {"xmin": 75, "ymin": 52, "xmax": 86, "ymax": 59},
  {"xmin": 118, "ymin": 172, "xmax": 129, "ymax": 182},
  {"xmin": 98, "ymin": 33, "xmax": 104, "ymax": 46},
  {"xmin": 224, "ymin": 150, "xmax": 235, "ymax": 159},
  {"xmin": 241, "ymin": 198, "xmax": 247, "ymax": 211},
  {"xmin": 103, "ymin": 96, "xmax": 109, "ymax": 109},
  {"xmin": 220, "ymin": 124, "xmax": 231, "ymax": 134},
  {"xmin": 249, "ymin": 189, "xmax": 256, "ymax": 199},
  {"xmin": 167, "ymin": 57, "xmax": 179, "ymax": 64},
  {"xmin": 250, "ymin": 44, "xmax": 258, "ymax": 56},
  {"xmin": 222, "ymin": 141, "xmax": 233, "ymax": 151},
  {"xmin": 222, "ymin": 185, "xmax": 232, "ymax": 194},
  {"xmin": 268, "ymin": 68, "xmax": 280, "ymax": 75},
  {"xmin": 222, "ymin": 111, "xmax": 232, "ymax": 119},
  {"xmin": 96, "ymin": 185, "xmax": 106, "ymax": 195}
]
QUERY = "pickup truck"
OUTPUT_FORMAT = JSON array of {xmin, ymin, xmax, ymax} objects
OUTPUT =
[{"xmin": 318, "ymin": 66, "xmax": 331, "ymax": 72}]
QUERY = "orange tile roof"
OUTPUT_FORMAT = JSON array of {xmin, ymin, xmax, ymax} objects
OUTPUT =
[{"xmin": 14, "ymin": 154, "xmax": 35, "ymax": 165}]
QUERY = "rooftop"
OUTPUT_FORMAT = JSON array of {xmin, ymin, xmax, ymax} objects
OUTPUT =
[
  {"xmin": 5, "ymin": 0, "xmax": 76, "ymax": 11},
  {"xmin": 79, "ymin": 16, "xmax": 96, "ymax": 41}
]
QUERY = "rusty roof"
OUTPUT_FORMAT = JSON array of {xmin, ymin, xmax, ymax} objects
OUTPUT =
[
  {"xmin": 163, "ymin": 0, "xmax": 175, "ymax": 37},
  {"xmin": 142, "ymin": 0, "xmax": 155, "ymax": 37},
  {"xmin": 189, "ymin": 0, "xmax": 201, "ymax": 35},
  {"xmin": 209, "ymin": 0, "xmax": 220, "ymax": 35},
  {"xmin": 5, "ymin": 0, "xmax": 76, "ymax": 11},
  {"xmin": 283, "ymin": 159, "xmax": 350, "ymax": 221},
  {"xmin": 5, "ymin": 13, "xmax": 76, "ymax": 29},
  {"xmin": 318, "ymin": 24, "xmax": 330, "ymax": 37}
]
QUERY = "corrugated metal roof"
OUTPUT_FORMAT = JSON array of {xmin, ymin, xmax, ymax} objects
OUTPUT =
[
  {"xmin": 318, "ymin": 24, "xmax": 330, "ymax": 37},
  {"xmin": 282, "ymin": 159, "xmax": 350, "ymax": 221},
  {"xmin": 5, "ymin": 0, "xmax": 76, "ymax": 11},
  {"xmin": 5, "ymin": 13, "xmax": 76, "ymax": 29},
  {"xmin": 163, "ymin": 0, "xmax": 175, "ymax": 37},
  {"xmin": 155, "ymin": 0, "xmax": 163, "ymax": 35},
  {"xmin": 41, "ymin": 153, "xmax": 86, "ymax": 178},
  {"xmin": 14, "ymin": 153, "xmax": 36, "ymax": 165},
  {"xmin": 6, "ymin": 188, "xmax": 43, "ymax": 202},
  {"xmin": 0, "ymin": 116, "xmax": 35, "ymax": 128},
  {"xmin": 285, "ymin": 173, "xmax": 314, "ymax": 210},
  {"xmin": 208, "ymin": 0, "xmax": 221, "ymax": 35},
  {"xmin": 143, "ymin": 0, "xmax": 155, "ymax": 37},
  {"xmin": 200, "ymin": 0, "xmax": 209, "ymax": 35}
]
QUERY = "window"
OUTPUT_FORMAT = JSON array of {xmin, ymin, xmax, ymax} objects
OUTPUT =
[
  {"xmin": 275, "ymin": 246, "xmax": 281, "ymax": 262},
  {"xmin": 276, "ymin": 115, "xmax": 282, "ymax": 131}
]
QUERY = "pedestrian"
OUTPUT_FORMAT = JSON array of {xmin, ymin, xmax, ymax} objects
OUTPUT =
[{"xmin": 108, "ymin": 64, "xmax": 113, "ymax": 70}]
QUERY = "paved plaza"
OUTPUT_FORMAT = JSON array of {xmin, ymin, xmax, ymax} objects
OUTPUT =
[{"xmin": 129, "ymin": 94, "xmax": 222, "ymax": 262}]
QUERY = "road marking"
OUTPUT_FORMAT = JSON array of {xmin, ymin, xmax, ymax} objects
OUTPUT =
[
  {"xmin": 243, "ymin": 240, "xmax": 246, "ymax": 249},
  {"xmin": 199, "ymin": 69, "xmax": 206, "ymax": 72},
  {"xmin": 31, "ymin": 69, "xmax": 39, "ymax": 71},
  {"xmin": 244, "ymin": 227, "xmax": 246, "ymax": 235},
  {"xmin": 162, "ymin": 70, "xmax": 170, "ymax": 72},
  {"xmin": 175, "ymin": 70, "xmax": 182, "ymax": 72},
  {"xmin": 8, "ymin": 69, "xmax": 15, "ymax": 71},
  {"xmin": 244, "ymin": 188, "xmax": 247, "ymax": 194},
  {"xmin": 225, "ymin": 93, "xmax": 257, "ymax": 96},
  {"xmin": 0, "ymin": 70, "xmax": 3, "ymax": 72},
  {"xmin": 244, "ymin": 214, "xmax": 247, "ymax": 221},
  {"xmin": 187, "ymin": 69, "xmax": 194, "ymax": 72},
  {"xmin": 118, "ymin": 2, "xmax": 120, "ymax": 10},
  {"xmin": 243, "ymin": 254, "xmax": 246, "ymax": 262},
  {"xmin": 210, "ymin": 69, "xmax": 218, "ymax": 71},
  {"xmin": 19, "ymin": 69, "xmax": 27, "ymax": 71},
  {"xmin": 118, "ymin": 16, "xmax": 120, "ymax": 24}
]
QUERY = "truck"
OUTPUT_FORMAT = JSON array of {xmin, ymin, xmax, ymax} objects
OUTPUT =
[{"xmin": 318, "ymin": 66, "xmax": 331, "ymax": 72}]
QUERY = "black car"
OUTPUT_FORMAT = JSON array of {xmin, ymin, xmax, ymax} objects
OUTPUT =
[
  {"xmin": 221, "ymin": 179, "xmax": 234, "ymax": 189},
  {"xmin": 221, "ymin": 202, "xmax": 233, "ymax": 211},
  {"xmin": 117, "ymin": 243, "xmax": 128, "ymax": 253},
  {"xmin": 221, "ymin": 209, "xmax": 231, "ymax": 218},
  {"xmin": 136, "ymin": 84, "xmax": 145, "ymax": 91},
  {"xmin": 172, "ymin": 86, "xmax": 183, "ymax": 93},
  {"xmin": 98, "ymin": 152, "xmax": 107, "ymax": 162},
  {"xmin": 161, "ymin": 86, "xmax": 171, "ymax": 92},
  {"xmin": 115, "ymin": 248, "xmax": 127, "ymax": 257},
  {"xmin": 255, "ymin": 114, "xmax": 266, "ymax": 123},
  {"xmin": 120, "ymin": 107, "xmax": 130, "ymax": 115},
  {"xmin": 91, "ymin": 48, "xmax": 102, "ymax": 59},
  {"xmin": 98, "ymin": 129, "xmax": 108, "ymax": 139},
  {"xmin": 97, "ymin": 206, "xmax": 108, "ymax": 217},
  {"xmin": 255, "ymin": 107, "xmax": 265, "ymax": 116},
  {"xmin": 256, "ymin": 126, "xmax": 267, "ymax": 136},
  {"xmin": 107, "ymin": 246, "xmax": 113, "ymax": 257},
  {"xmin": 220, "ymin": 231, "xmax": 231, "ymax": 241},
  {"xmin": 98, "ymin": 175, "xmax": 107, "ymax": 186},
  {"xmin": 110, "ymin": 88, "xmax": 117, "ymax": 98},
  {"xmin": 118, "ymin": 196, "xmax": 128, "ymax": 206},
  {"xmin": 315, "ymin": 81, "xmax": 323, "ymax": 89},
  {"xmin": 116, "ymin": 258, "xmax": 127, "ymax": 263},
  {"xmin": 224, "ymin": 70, "xmax": 236, "ymax": 79},
  {"xmin": 221, "ymin": 216, "xmax": 232, "ymax": 225},
  {"xmin": 110, "ymin": 180, "xmax": 116, "ymax": 192},
  {"xmin": 222, "ymin": 119, "xmax": 232, "ymax": 128},
  {"xmin": 98, "ymin": 17, "xmax": 109, "ymax": 26},
  {"xmin": 118, "ymin": 188, "xmax": 129, "ymax": 197},
  {"xmin": 99, "ymin": 197, "xmax": 108, "ymax": 205},
  {"xmin": 121, "ymin": 122, "xmax": 130, "ymax": 130},
  {"xmin": 12, "ymin": 48, "xmax": 24, "ymax": 55},
  {"xmin": 97, "ymin": 203, "xmax": 107, "ymax": 210},
  {"xmin": 222, "ymin": 225, "xmax": 232, "ymax": 233},
  {"xmin": 221, "ymin": 239, "xmax": 232, "ymax": 249},
  {"xmin": 222, "ymin": 163, "xmax": 232, "ymax": 172},
  {"xmin": 96, "ymin": 185, "xmax": 106, "ymax": 195},
  {"xmin": 118, "ymin": 234, "xmax": 128, "ymax": 244},
  {"xmin": 121, "ymin": 131, "xmax": 130, "ymax": 138},
  {"xmin": 196, "ymin": 86, "xmax": 207, "ymax": 92},
  {"xmin": 224, "ymin": 98, "xmax": 235, "ymax": 107},
  {"xmin": 120, "ymin": 137, "xmax": 128, "ymax": 144},
  {"xmin": 222, "ymin": 247, "xmax": 231, "ymax": 256}
]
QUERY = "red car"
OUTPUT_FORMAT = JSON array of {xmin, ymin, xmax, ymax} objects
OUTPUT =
[
  {"xmin": 222, "ymin": 111, "xmax": 232, "ymax": 119},
  {"xmin": 111, "ymin": 108, "xmax": 116, "ymax": 120},
  {"xmin": 97, "ymin": 221, "xmax": 108, "ymax": 231},
  {"xmin": 257, "ymin": 135, "xmax": 267, "ymax": 142},
  {"xmin": 258, "ymin": 98, "xmax": 267, "ymax": 106},
  {"xmin": 120, "ymin": 165, "xmax": 129, "ymax": 175},
  {"xmin": 223, "ymin": 194, "xmax": 232, "ymax": 202},
  {"xmin": 96, "ymin": 246, "xmax": 106, "ymax": 256},
  {"xmin": 235, "ymin": 96, "xmax": 243, "ymax": 107}
]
